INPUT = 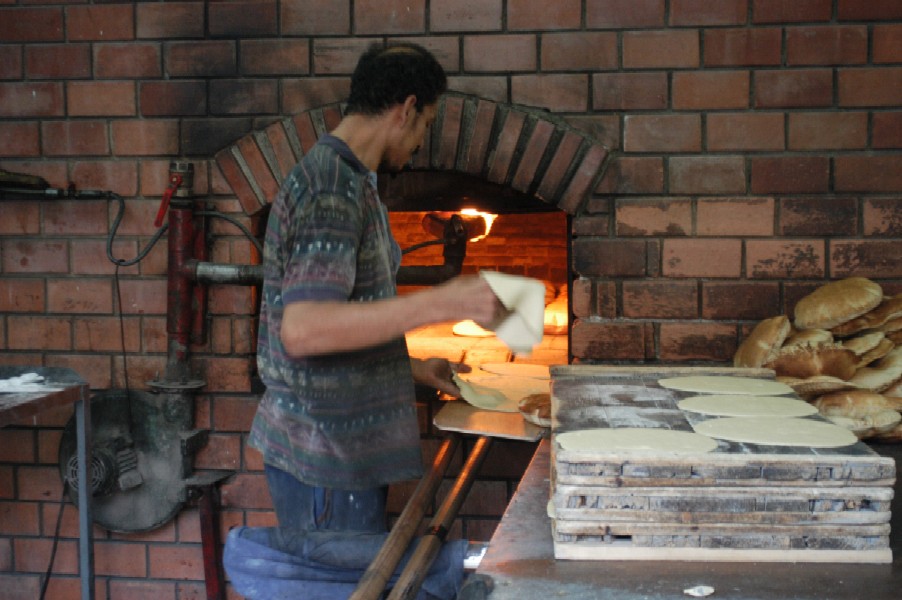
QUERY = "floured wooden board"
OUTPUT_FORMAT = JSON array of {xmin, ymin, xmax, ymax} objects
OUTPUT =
[
  {"xmin": 548, "ymin": 365, "xmax": 896, "ymax": 563},
  {"xmin": 434, "ymin": 400, "xmax": 543, "ymax": 441}
]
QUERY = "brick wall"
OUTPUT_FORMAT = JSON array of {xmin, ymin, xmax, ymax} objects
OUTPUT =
[{"xmin": 2, "ymin": 1, "xmax": 902, "ymax": 597}]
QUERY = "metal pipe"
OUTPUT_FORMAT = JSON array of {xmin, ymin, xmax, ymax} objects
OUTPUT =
[
  {"xmin": 349, "ymin": 434, "xmax": 462, "ymax": 600},
  {"xmin": 386, "ymin": 435, "xmax": 494, "ymax": 600},
  {"xmin": 194, "ymin": 262, "xmax": 264, "ymax": 286}
]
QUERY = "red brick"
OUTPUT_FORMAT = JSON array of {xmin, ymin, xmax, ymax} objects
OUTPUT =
[
  {"xmin": 41, "ymin": 121, "xmax": 109, "ymax": 157},
  {"xmin": 587, "ymin": 0, "xmax": 665, "ymax": 28},
  {"xmin": 0, "ymin": 82, "xmax": 64, "ymax": 117},
  {"xmin": 754, "ymin": 69, "xmax": 833, "ymax": 108},
  {"xmin": 39, "ymin": 577, "xmax": 85, "ymax": 600},
  {"xmin": 94, "ymin": 541, "xmax": 147, "ymax": 578},
  {"xmin": 136, "ymin": 2, "xmax": 204, "ymax": 39},
  {"xmin": 571, "ymin": 321, "xmax": 647, "ymax": 361},
  {"xmin": 707, "ymin": 113, "xmax": 783, "ymax": 152},
  {"xmin": 209, "ymin": 0, "xmax": 278, "ymax": 37},
  {"xmin": 354, "ymin": 0, "xmax": 425, "ymax": 34},
  {"xmin": 615, "ymin": 197, "xmax": 691, "ymax": 236},
  {"xmin": 72, "ymin": 316, "xmax": 139, "ymax": 352},
  {"xmin": 663, "ymin": 239, "xmax": 742, "ymax": 277},
  {"xmin": 508, "ymin": 0, "xmax": 580, "ymax": 30},
  {"xmin": 624, "ymin": 114, "xmax": 701, "ymax": 153},
  {"xmin": 831, "ymin": 240, "xmax": 902, "ymax": 278},
  {"xmin": 0, "ymin": 502, "xmax": 40, "ymax": 535},
  {"xmin": 788, "ymin": 112, "xmax": 867, "ymax": 150},
  {"xmin": 838, "ymin": 67, "xmax": 902, "ymax": 107},
  {"xmin": 780, "ymin": 196, "xmax": 859, "ymax": 236},
  {"xmin": 70, "ymin": 160, "xmax": 138, "ymax": 196},
  {"xmin": 660, "ymin": 322, "xmax": 737, "ymax": 361},
  {"xmin": 282, "ymin": 78, "xmax": 350, "ymax": 113},
  {"xmin": 697, "ymin": 197, "xmax": 775, "ymax": 236},
  {"xmin": 24, "ymin": 44, "xmax": 90, "ymax": 79},
  {"xmin": 140, "ymin": 81, "xmax": 206, "ymax": 116},
  {"xmin": 0, "ymin": 575, "xmax": 40, "ymax": 600},
  {"xmin": 48, "ymin": 354, "xmax": 113, "ymax": 390},
  {"xmin": 464, "ymin": 34, "xmax": 537, "ymax": 72},
  {"xmin": 0, "ymin": 7, "xmax": 63, "ymax": 42},
  {"xmin": 281, "ymin": 0, "xmax": 350, "ymax": 35},
  {"xmin": 109, "ymin": 579, "xmax": 176, "ymax": 600},
  {"xmin": 673, "ymin": 71, "xmax": 749, "ymax": 110},
  {"xmin": 592, "ymin": 72, "xmax": 667, "ymax": 110},
  {"xmin": 7, "ymin": 316, "xmax": 72, "ymax": 350},
  {"xmin": 311, "ymin": 38, "xmax": 376, "ymax": 75},
  {"xmin": 595, "ymin": 156, "xmax": 665, "ymax": 194},
  {"xmin": 220, "ymin": 472, "xmax": 271, "ymax": 509},
  {"xmin": 15, "ymin": 538, "xmax": 77, "ymax": 574},
  {"xmin": 747, "ymin": 240, "xmax": 826, "ymax": 278},
  {"xmin": 47, "ymin": 279, "xmax": 112, "ymax": 314},
  {"xmin": 240, "ymin": 39, "xmax": 310, "ymax": 76},
  {"xmin": 94, "ymin": 43, "xmax": 162, "ymax": 79},
  {"xmin": 864, "ymin": 198, "xmax": 902, "ymax": 237},
  {"xmin": 623, "ymin": 281, "xmax": 698, "ymax": 319},
  {"xmin": 787, "ymin": 26, "xmax": 868, "ymax": 66},
  {"xmin": 558, "ymin": 143, "xmax": 609, "ymax": 214},
  {"xmin": 67, "ymin": 4, "xmax": 134, "ymax": 42},
  {"xmin": 67, "ymin": 81, "xmax": 136, "ymax": 117},
  {"xmin": 671, "ymin": 0, "xmax": 747, "ymax": 25},
  {"xmin": 70, "ymin": 239, "xmax": 139, "ymax": 276},
  {"xmin": 17, "ymin": 465, "xmax": 65, "ymax": 501},
  {"xmin": 572, "ymin": 239, "xmax": 648, "ymax": 277},
  {"xmin": 0, "ymin": 122, "xmax": 39, "ymax": 157},
  {"xmin": 838, "ymin": 0, "xmax": 902, "ymax": 20},
  {"xmin": 874, "ymin": 24, "xmax": 902, "ymax": 63},
  {"xmin": 753, "ymin": 0, "xmax": 832, "ymax": 23},
  {"xmin": 0, "ymin": 429, "xmax": 35, "ymax": 462},
  {"xmin": 0, "ymin": 278, "xmax": 44, "ymax": 312},
  {"xmin": 541, "ymin": 32, "xmax": 617, "ymax": 71},
  {"xmin": 0, "ymin": 202, "xmax": 39, "ymax": 235},
  {"xmin": 2, "ymin": 240, "xmax": 68, "ymax": 273},
  {"xmin": 111, "ymin": 120, "xmax": 179, "ymax": 156},
  {"xmin": 148, "ymin": 544, "xmax": 206, "ymax": 580},
  {"xmin": 703, "ymin": 282, "xmax": 781, "ymax": 319},
  {"xmin": 669, "ymin": 156, "xmax": 746, "ymax": 195},
  {"xmin": 0, "ymin": 46, "xmax": 22, "ymax": 80},
  {"xmin": 623, "ymin": 30, "xmax": 700, "ymax": 68},
  {"xmin": 511, "ymin": 74, "xmax": 588, "ymax": 112},
  {"xmin": 705, "ymin": 28, "xmax": 782, "ymax": 66},
  {"xmin": 835, "ymin": 155, "xmax": 902, "ymax": 193},
  {"xmin": 750, "ymin": 156, "xmax": 829, "ymax": 194},
  {"xmin": 44, "ymin": 200, "xmax": 109, "ymax": 236},
  {"xmin": 116, "ymin": 279, "xmax": 167, "ymax": 315},
  {"xmin": 194, "ymin": 434, "xmax": 241, "ymax": 470},
  {"xmin": 210, "ymin": 80, "xmax": 279, "ymax": 115},
  {"xmin": 566, "ymin": 114, "xmax": 621, "ymax": 150},
  {"xmin": 432, "ymin": 0, "xmax": 501, "ymax": 32},
  {"xmin": 511, "ymin": 120, "xmax": 555, "ymax": 193},
  {"xmin": 165, "ymin": 41, "xmax": 236, "ymax": 77}
]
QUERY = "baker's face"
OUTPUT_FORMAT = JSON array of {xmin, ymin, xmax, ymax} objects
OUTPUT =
[{"xmin": 382, "ymin": 102, "xmax": 437, "ymax": 173}]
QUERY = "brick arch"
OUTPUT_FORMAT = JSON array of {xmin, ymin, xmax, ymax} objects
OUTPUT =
[{"xmin": 214, "ymin": 92, "xmax": 609, "ymax": 218}]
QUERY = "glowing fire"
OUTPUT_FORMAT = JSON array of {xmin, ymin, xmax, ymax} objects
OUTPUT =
[{"xmin": 460, "ymin": 208, "xmax": 496, "ymax": 242}]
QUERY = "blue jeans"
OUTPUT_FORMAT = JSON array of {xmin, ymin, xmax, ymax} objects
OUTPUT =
[{"xmin": 264, "ymin": 465, "xmax": 388, "ymax": 533}]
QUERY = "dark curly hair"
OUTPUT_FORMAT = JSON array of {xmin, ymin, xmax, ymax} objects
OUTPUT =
[{"xmin": 345, "ymin": 43, "xmax": 447, "ymax": 116}]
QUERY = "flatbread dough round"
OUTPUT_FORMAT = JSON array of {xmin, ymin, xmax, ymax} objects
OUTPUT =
[
  {"xmin": 556, "ymin": 428, "xmax": 718, "ymax": 454},
  {"xmin": 478, "ymin": 363, "xmax": 550, "ymax": 379},
  {"xmin": 678, "ymin": 394, "xmax": 818, "ymax": 418},
  {"xmin": 658, "ymin": 376, "xmax": 794, "ymax": 396},
  {"xmin": 452, "ymin": 320, "xmax": 493, "ymax": 337},
  {"xmin": 693, "ymin": 416, "xmax": 858, "ymax": 448},
  {"xmin": 453, "ymin": 373, "xmax": 547, "ymax": 413}
]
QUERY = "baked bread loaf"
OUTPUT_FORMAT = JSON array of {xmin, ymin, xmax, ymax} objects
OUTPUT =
[
  {"xmin": 813, "ymin": 390, "xmax": 902, "ymax": 417},
  {"xmin": 765, "ymin": 344, "xmax": 858, "ymax": 380},
  {"xmin": 794, "ymin": 277, "xmax": 883, "ymax": 330},
  {"xmin": 857, "ymin": 338, "xmax": 894, "ymax": 369},
  {"xmin": 518, "ymin": 393, "xmax": 551, "ymax": 427},
  {"xmin": 825, "ymin": 410, "xmax": 901, "ymax": 439},
  {"xmin": 831, "ymin": 294, "xmax": 902, "ymax": 337},
  {"xmin": 783, "ymin": 328, "xmax": 833, "ymax": 349},
  {"xmin": 842, "ymin": 331, "xmax": 885, "ymax": 356},
  {"xmin": 850, "ymin": 346, "xmax": 902, "ymax": 392},
  {"xmin": 733, "ymin": 315, "xmax": 791, "ymax": 368},
  {"xmin": 777, "ymin": 375, "xmax": 861, "ymax": 399}
]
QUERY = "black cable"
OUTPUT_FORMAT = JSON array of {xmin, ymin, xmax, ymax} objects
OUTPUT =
[
  {"xmin": 106, "ymin": 192, "xmax": 169, "ymax": 267},
  {"xmin": 38, "ymin": 482, "xmax": 68, "ymax": 600},
  {"xmin": 195, "ymin": 210, "xmax": 264, "ymax": 255}
]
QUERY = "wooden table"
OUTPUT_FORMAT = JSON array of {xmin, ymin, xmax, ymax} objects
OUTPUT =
[
  {"xmin": 0, "ymin": 366, "xmax": 94, "ymax": 600},
  {"xmin": 477, "ymin": 439, "xmax": 902, "ymax": 600}
]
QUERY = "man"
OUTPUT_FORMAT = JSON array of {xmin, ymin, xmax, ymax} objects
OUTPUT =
[{"xmin": 249, "ymin": 43, "xmax": 504, "ymax": 534}]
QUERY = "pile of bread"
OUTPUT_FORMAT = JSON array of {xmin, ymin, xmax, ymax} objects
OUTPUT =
[{"xmin": 733, "ymin": 277, "xmax": 902, "ymax": 442}]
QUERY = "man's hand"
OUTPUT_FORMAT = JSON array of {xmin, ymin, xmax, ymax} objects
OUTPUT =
[{"xmin": 410, "ymin": 357, "xmax": 471, "ymax": 397}]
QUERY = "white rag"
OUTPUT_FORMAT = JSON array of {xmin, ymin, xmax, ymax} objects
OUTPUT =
[
  {"xmin": 0, "ymin": 372, "xmax": 61, "ymax": 393},
  {"xmin": 479, "ymin": 271, "xmax": 546, "ymax": 355}
]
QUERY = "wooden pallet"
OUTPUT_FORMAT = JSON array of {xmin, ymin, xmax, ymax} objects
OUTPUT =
[{"xmin": 548, "ymin": 366, "xmax": 896, "ymax": 563}]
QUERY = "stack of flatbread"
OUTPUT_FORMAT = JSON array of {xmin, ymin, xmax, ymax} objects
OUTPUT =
[{"xmin": 733, "ymin": 277, "xmax": 902, "ymax": 442}]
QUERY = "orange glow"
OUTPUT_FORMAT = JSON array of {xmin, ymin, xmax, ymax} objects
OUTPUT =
[{"xmin": 460, "ymin": 208, "xmax": 497, "ymax": 242}]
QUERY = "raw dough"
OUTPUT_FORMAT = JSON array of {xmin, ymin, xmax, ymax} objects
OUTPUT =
[
  {"xmin": 555, "ymin": 428, "xmax": 718, "ymax": 454},
  {"xmin": 451, "ymin": 320, "xmax": 494, "ymax": 337},
  {"xmin": 478, "ymin": 363, "xmax": 550, "ymax": 379},
  {"xmin": 453, "ymin": 373, "xmax": 548, "ymax": 413},
  {"xmin": 480, "ymin": 270, "xmax": 546, "ymax": 354},
  {"xmin": 693, "ymin": 416, "xmax": 858, "ymax": 448},
  {"xmin": 658, "ymin": 376, "xmax": 794, "ymax": 396},
  {"xmin": 677, "ymin": 394, "xmax": 818, "ymax": 418}
]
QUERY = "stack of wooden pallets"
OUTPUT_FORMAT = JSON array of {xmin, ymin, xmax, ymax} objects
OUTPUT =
[{"xmin": 549, "ymin": 366, "xmax": 896, "ymax": 563}]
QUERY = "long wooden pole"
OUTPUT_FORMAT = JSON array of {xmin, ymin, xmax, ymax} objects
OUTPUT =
[
  {"xmin": 349, "ymin": 433, "xmax": 461, "ymax": 600},
  {"xmin": 387, "ymin": 435, "xmax": 493, "ymax": 600}
]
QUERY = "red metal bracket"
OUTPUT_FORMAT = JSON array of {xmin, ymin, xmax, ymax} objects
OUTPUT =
[{"xmin": 154, "ymin": 173, "xmax": 184, "ymax": 227}]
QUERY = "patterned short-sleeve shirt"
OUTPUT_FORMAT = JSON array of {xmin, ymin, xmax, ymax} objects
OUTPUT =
[{"xmin": 249, "ymin": 135, "xmax": 422, "ymax": 490}]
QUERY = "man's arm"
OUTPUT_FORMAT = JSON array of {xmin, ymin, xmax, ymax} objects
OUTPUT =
[{"xmin": 280, "ymin": 274, "xmax": 503, "ymax": 357}]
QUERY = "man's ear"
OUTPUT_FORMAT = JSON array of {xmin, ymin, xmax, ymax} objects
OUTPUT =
[{"xmin": 400, "ymin": 95, "xmax": 418, "ymax": 123}]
